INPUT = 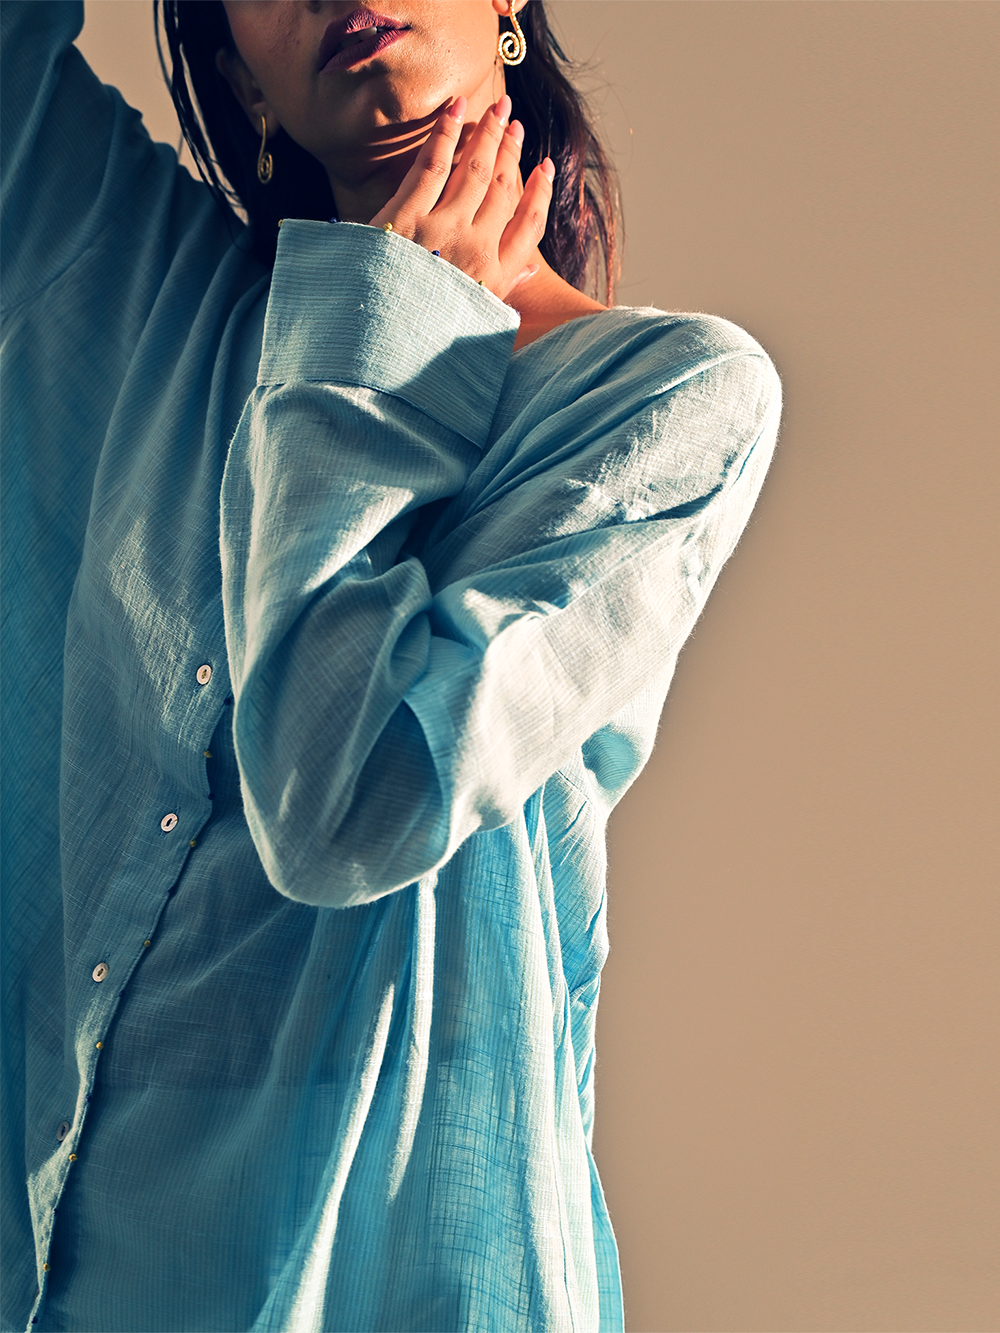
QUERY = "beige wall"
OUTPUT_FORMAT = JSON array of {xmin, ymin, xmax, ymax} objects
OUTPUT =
[{"xmin": 76, "ymin": 4, "xmax": 999, "ymax": 1330}]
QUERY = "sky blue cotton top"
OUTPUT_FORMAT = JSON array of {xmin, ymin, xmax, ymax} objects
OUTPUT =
[{"xmin": 0, "ymin": 5, "xmax": 780, "ymax": 1331}]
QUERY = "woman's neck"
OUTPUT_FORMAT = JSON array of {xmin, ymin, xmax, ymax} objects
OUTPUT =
[{"xmin": 507, "ymin": 251, "xmax": 608, "ymax": 351}]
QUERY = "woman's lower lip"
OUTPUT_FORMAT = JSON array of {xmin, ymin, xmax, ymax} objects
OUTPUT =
[{"xmin": 321, "ymin": 27, "xmax": 407, "ymax": 72}]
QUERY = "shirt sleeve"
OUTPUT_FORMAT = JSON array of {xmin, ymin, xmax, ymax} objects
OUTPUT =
[
  {"xmin": 0, "ymin": 0, "xmax": 219, "ymax": 313},
  {"xmin": 221, "ymin": 220, "xmax": 781, "ymax": 909}
]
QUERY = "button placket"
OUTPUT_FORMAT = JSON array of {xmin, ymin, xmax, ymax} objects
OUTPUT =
[{"xmin": 38, "ymin": 963, "xmax": 131, "ymax": 1324}]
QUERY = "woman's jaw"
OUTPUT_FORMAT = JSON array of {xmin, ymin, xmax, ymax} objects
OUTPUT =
[{"xmin": 219, "ymin": 1, "xmax": 523, "ymax": 221}]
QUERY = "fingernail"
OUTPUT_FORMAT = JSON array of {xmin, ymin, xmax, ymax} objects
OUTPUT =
[
  {"xmin": 495, "ymin": 94, "xmax": 512, "ymax": 126},
  {"xmin": 513, "ymin": 263, "xmax": 540, "ymax": 288},
  {"xmin": 507, "ymin": 119, "xmax": 525, "ymax": 147},
  {"xmin": 448, "ymin": 95, "xmax": 467, "ymax": 121},
  {"xmin": 540, "ymin": 157, "xmax": 556, "ymax": 182}
]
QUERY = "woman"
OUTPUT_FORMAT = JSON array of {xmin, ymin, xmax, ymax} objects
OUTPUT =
[{"xmin": 0, "ymin": 2, "xmax": 781, "ymax": 1330}]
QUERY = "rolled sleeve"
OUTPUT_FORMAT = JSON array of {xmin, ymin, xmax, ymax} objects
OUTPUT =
[{"xmin": 258, "ymin": 220, "xmax": 520, "ymax": 447}]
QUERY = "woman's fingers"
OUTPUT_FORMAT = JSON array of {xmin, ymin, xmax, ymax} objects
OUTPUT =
[
  {"xmin": 472, "ymin": 120, "xmax": 525, "ymax": 233},
  {"xmin": 369, "ymin": 96, "xmax": 466, "ymax": 233},
  {"xmin": 438, "ymin": 95, "xmax": 512, "ymax": 215},
  {"xmin": 368, "ymin": 96, "xmax": 553, "ymax": 300},
  {"xmin": 497, "ymin": 158, "xmax": 555, "ymax": 281}
]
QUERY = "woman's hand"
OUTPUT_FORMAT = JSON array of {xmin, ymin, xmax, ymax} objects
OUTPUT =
[{"xmin": 369, "ymin": 94, "xmax": 554, "ymax": 302}]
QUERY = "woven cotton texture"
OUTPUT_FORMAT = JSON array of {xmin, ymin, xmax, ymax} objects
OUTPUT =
[{"xmin": 0, "ymin": 5, "xmax": 781, "ymax": 1331}]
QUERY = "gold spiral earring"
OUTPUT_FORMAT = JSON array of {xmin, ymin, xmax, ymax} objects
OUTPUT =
[
  {"xmin": 498, "ymin": 2, "xmax": 527, "ymax": 66},
  {"xmin": 256, "ymin": 117, "xmax": 274, "ymax": 185}
]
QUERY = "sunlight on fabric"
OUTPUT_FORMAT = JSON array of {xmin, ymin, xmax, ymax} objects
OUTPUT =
[
  {"xmin": 388, "ymin": 876, "xmax": 437, "ymax": 1201},
  {"xmin": 287, "ymin": 985, "xmax": 396, "ymax": 1333}
]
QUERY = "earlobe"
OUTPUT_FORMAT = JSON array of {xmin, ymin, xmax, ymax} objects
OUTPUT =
[{"xmin": 214, "ymin": 47, "xmax": 278, "ymax": 137}]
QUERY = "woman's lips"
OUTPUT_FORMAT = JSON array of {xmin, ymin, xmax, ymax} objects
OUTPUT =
[{"xmin": 320, "ymin": 25, "xmax": 408, "ymax": 73}]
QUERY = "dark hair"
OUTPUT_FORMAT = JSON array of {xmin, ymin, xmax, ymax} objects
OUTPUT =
[{"xmin": 155, "ymin": 2, "xmax": 619, "ymax": 300}]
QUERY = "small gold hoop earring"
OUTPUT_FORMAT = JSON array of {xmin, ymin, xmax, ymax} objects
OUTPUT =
[
  {"xmin": 257, "ymin": 117, "xmax": 274, "ymax": 185},
  {"xmin": 498, "ymin": 3, "xmax": 527, "ymax": 66}
]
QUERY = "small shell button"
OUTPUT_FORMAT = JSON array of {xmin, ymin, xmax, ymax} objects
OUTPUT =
[
  {"xmin": 160, "ymin": 813, "xmax": 179, "ymax": 833},
  {"xmin": 56, "ymin": 1121, "xmax": 70, "ymax": 1142},
  {"xmin": 196, "ymin": 664, "xmax": 213, "ymax": 686},
  {"xmin": 92, "ymin": 962, "xmax": 109, "ymax": 983}
]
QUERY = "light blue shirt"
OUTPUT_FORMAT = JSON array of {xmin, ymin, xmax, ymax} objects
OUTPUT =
[{"xmin": 0, "ymin": 4, "xmax": 781, "ymax": 1330}]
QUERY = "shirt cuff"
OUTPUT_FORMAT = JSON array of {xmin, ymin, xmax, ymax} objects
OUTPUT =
[{"xmin": 257, "ymin": 219, "xmax": 521, "ymax": 448}]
